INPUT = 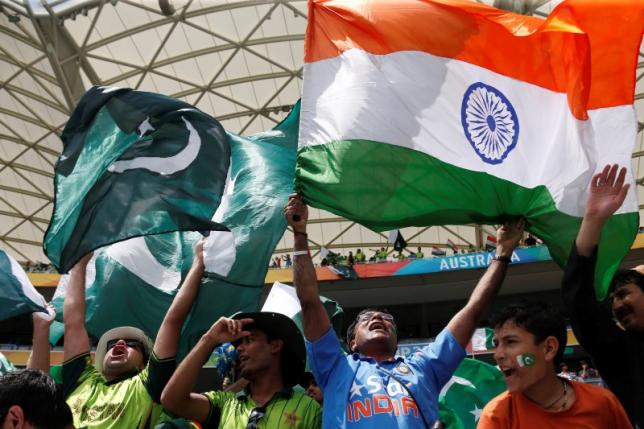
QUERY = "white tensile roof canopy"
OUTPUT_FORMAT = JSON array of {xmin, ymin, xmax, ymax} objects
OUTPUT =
[{"xmin": 0, "ymin": 0, "xmax": 642, "ymax": 265}]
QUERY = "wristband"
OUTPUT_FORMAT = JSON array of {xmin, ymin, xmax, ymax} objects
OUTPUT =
[
  {"xmin": 492, "ymin": 255, "xmax": 511, "ymax": 263},
  {"xmin": 293, "ymin": 231, "xmax": 308, "ymax": 237},
  {"xmin": 293, "ymin": 250, "xmax": 309, "ymax": 256}
]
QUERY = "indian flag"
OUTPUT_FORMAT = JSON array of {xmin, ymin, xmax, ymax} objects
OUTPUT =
[{"xmin": 296, "ymin": 0, "xmax": 643, "ymax": 298}]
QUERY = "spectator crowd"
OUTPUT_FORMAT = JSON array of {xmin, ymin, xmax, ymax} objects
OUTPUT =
[{"xmin": 1, "ymin": 164, "xmax": 641, "ymax": 429}]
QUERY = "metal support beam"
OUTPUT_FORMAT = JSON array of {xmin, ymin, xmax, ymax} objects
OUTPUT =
[{"xmin": 24, "ymin": 3, "xmax": 92, "ymax": 110}]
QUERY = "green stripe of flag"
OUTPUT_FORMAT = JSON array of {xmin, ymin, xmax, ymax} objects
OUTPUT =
[{"xmin": 297, "ymin": 139, "xmax": 638, "ymax": 299}]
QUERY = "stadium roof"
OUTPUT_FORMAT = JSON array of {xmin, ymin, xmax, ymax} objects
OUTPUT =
[{"xmin": 0, "ymin": 0, "xmax": 642, "ymax": 265}]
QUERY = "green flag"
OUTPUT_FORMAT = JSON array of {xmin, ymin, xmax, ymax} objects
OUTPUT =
[
  {"xmin": 0, "ymin": 352, "xmax": 15, "ymax": 376},
  {"xmin": 50, "ymin": 103, "xmax": 300, "ymax": 358},
  {"xmin": 0, "ymin": 250, "xmax": 47, "ymax": 321},
  {"xmin": 438, "ymin": 358, "xmax": 506, "ymax": 429},
  {"xmin": 44, "ymin": 86, "xmax": 230, "ymax": 273}
]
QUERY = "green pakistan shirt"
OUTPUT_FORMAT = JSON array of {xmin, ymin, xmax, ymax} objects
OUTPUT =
[
  {"xmin": 63, "ymin": 352, "xmax": 175, "ymax": 429},
  {"xmin": 203, "ymin": 387, "xmax": 321, "ymax": 429}
]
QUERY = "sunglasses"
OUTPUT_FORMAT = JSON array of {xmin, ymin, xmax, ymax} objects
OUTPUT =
[
  {"xmin": 106, "ymin": 339, "xmax": 144, "ymax": 351},
  {"xmin": 356, "ymin": 311, "xmax": 395, "ymax": 324},
  {"xmin": 246, "ymin": 407, "xmax": 267, "ymax": 429}
]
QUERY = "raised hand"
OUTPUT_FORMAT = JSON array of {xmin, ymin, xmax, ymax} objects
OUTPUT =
[
  {"xmin": 204, "ymin": 317, "xmax": 253, "ymax": 345},
  {"xmin": 496, "ymin": 218, "xmax": 525, "ymax": 257},
  {"xmin": 194, "ymin": 237, "xmax": 205, "ymax": 267},
  {"xmin": 33, "ymin": 304, "xmax": 56, "ymax": 329},
  {"xmin": 284, "ymin": 194, "xmax": 308, "ymax": 233},
  {"xmin": 585, "ymin": 164, "xmax": 629, "ymax": 220}
]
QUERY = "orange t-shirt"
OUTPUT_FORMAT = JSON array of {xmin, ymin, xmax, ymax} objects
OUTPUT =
[{"xmin": 477, "ymin": 381, "xmax": 632, "ymax": 429}]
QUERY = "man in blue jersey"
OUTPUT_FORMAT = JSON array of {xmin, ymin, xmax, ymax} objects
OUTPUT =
[{"xmin": 285, "ymin": 195, "xmax": 523, "ymax": 428}]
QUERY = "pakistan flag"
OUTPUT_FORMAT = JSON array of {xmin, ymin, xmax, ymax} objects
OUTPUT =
[
  {"xmin": 0, "ymin": 249, "xmax": 47, "ymax": 320},
  {"xmin": 439, "ymin": 359, "xmax": 506, "ymax": 428},
  {"xmin": 50, "ymin": 103, "xmax": 300, "ymax": 358},
  {"xmin": 44, "ymin": 86, "xmax": 229, "ymax": 273}
]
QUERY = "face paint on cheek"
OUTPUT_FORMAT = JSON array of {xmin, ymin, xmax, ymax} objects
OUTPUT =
[{"xmin": 516, "ymin": 353, "xmax": 536, "ymax": 367}]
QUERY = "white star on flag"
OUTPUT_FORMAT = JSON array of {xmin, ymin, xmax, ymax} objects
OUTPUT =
[{"xmin": 470, "ymin": 404, "xmax": 483, "ymax": 422}]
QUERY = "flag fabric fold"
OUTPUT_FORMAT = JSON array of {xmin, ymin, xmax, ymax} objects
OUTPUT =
[
  {"xmin": 0, "ymin": 250, "xmax": 47, "ymax": 321},
  {"xmin": 49, "ymin": 103, "xmax": 300, "ymax": 357},
  {"xmin": 44, "ymin": 86, "xmax": 230, "ymax": 273},
  {"xmin": 431, "ymin": 247, "xmax": 447, "ymax": 257},
  {"xmin": 297, "ymin": 0, "xmax": 643, "ymax": 298},
  {"xmin": 438, "ymin": 358, "xmax": 506, "ymax": 429},
  {"xmin": 261, "ymin": 282, "xmax": 344, "ymax": 343}
]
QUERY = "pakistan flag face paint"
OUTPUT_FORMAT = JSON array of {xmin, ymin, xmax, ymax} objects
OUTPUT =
[{"xmin": 516, "ymin": 353, "xmax": 536, "ymax": 367}]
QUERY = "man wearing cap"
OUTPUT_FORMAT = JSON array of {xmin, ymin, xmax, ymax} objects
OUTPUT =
[
  {"xmin": 62, "ymin": 239, "xmax": 209, "ymax": 428},
  {"xmin": 161, "ymin": 312, "xmax": 322, "ymax": 428},
  {"xmin": 285, "ymin": 195, "xmax": 523, "ymax": 428}
]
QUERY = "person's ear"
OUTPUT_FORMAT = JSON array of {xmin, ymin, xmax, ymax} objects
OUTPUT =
[
  {"xmin": 543, "ymin": 336, "xmax": 559, "ymax": 362},
  {"xmin": 269, "ymin": 338, "xmax": 284, "ymax": 354},
  {"xmin": 349, "ymin": 339, "xmax": 358, "ymax": 353},
  {"xmin": 4, "ymin": 405, "xmax": 26, "ymax": 428}
]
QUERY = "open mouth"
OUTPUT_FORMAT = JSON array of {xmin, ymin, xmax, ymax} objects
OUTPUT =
[
  {"xmin": 615, "ymin": 308, "xmax": 633, "ymax": 325},
  {"xmin": 369, "ymin": 321, "xmax": 386, "ymax": 331},
  {"xmin": 238, "ymin": 355, "xmax": 249, "ymax": 367},
  {"xmin": 111, "ymin": 345, "xmax": 126, "ymax": 358},
  {"xmin": 501, "ymin": 367, "xmax": 516, "ymax": 378}
]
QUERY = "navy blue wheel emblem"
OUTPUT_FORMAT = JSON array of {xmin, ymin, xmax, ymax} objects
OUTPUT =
[{"xmin": 461, "ymin": 82, "xmax": 519, "ymax": 164}]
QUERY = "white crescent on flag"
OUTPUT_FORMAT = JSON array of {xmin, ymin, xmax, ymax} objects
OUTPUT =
[{"xmin": 108, "ymin": 116, "xmax": 201, "ymax": 176}]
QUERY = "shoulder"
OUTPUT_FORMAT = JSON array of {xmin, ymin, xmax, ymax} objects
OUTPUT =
[
  {"xmin": 478, "ymin": 391, "xmax": 513, "ymax": 428},
  {"xmin": 572, "ymin": 380, "xmax": 618, "ymax": 402},
  {"xmin": 483, "ymin": 390, "xmax": 512, "ymax": 414},
  {"xmin": 203, "ymin": 390, "xmax": 236, "ymax": 406},
  {"xmin": 290, "ymin": 391, "xmax": 322, "ymax": 410},
  {"xmin": 411, "ymin": 327, "xmax": 465, "ymax": 362}
]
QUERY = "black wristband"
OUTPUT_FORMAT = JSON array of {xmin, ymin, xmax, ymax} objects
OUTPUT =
[
  {"xmin": 293, "ymin": 231, "xmax": 308, "ymax": 237},
  {"xmin": 492, "ymin": 255, "xmax": 511, "ymax": 264}
]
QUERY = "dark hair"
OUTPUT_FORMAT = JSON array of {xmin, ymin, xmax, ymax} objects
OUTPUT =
[
  {"xmin": 489, "ymin": 301, "xmax": 567, "ymax": 365},
  {"xmin": 609, "ymin": 269, "xmax": 644, "ymax": 295},
  {"xmin": 0, "ymin": 369, "xmax": 73, "ymax": 429},
  {"xmin": 346, "ymin": 307, "xmax": 396, "ymax": 351}
]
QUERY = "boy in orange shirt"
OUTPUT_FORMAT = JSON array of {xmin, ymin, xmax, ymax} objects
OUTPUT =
[{"xmin": 477, "ymin": 301, "xmax": 631, "ymax": 429}]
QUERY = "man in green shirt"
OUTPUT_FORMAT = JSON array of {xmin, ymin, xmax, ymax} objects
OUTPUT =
[
  {"xmin": 62, "ymin": 239, "xmax": 208, "ymax": 429},
  {"xmin": 416, "ymin": 246, "xmax": 425, "ymax": 259},
  {"xmin": 354, "ymin": 249, "xmax": 366, "ymax": 264},
  {"xmin": 162, "ymin": 312, "xmax": 322, "ymax": 428}
]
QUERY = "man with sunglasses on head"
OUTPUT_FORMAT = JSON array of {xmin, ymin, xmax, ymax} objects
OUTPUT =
[
  {"xmin": 285, "ymin": 195, "xmax": 524, "ymax": 429},
  {"xmin": 562, "ymin": 164, "xmax": 644, "ymax": 428},
  {"xmin": 62, "ymin": 239, "xmax": 209, "ymax": 428},
  {"xmin": 161, "ymin": 312, "xmax": 322, "ymax": 428}
]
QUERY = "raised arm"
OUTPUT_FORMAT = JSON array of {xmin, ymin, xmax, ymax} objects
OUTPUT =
[
  {"xmin": 154, "ymin": 238, "xmax": 206, "ymax": 359},
  {"xmin": 447, "ymin": 220, "xmax": 523, "ymax": 348},
  {"xmin": 284, "ymin": 195, "xmax": 330, "ymax": 341},
  {"xmin": 575, "ymin": 164, "xmax": 629, "ymax": 257},
  {"xmin": 27, "ymin": 307, "xmax": 54, "ymax": 373},
  {"xmin": 161, "ymin": 317, "xmax": 252, "ymax": 422},
  {"xmin": 562, "ymin": 164, "xmax": 629, "ymax": 349},
  {"xmin": 63, "ymin": 253, "xmax": 92, "ymax": 361}
]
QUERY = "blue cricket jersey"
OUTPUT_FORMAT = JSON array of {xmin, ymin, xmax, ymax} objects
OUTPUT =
[{"xmin": 306, "ymin": 327, "xmax": 465, "ymax": 428}]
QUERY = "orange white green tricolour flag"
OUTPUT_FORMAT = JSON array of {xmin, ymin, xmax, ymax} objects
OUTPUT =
[{"xmin": 295, "ymin": 0, "xmax": 644, "ymax": 298}]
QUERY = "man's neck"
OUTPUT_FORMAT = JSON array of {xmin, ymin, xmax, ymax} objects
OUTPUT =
[
  {"xmin": 522, "ymin": 372, "xmax": 565, "ymax": 408},
  {"xmin": 248, "ymin": 371, "xmax": 285, "ymax": 407},
  {"xmin": 358, "ymin": 345, "xmax": 396, "ymax": 364},
  {"xmin": 103, "ymin": 368, "xmax": 140, "ymax": 384}
]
